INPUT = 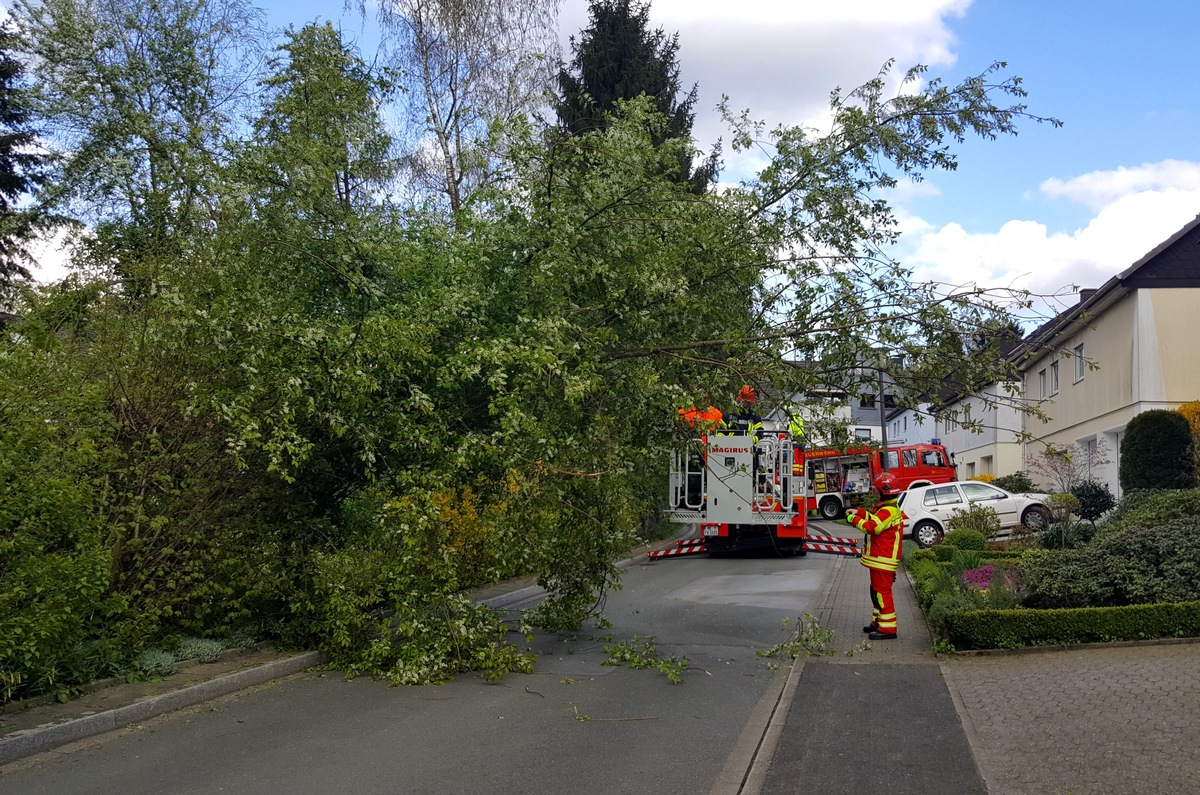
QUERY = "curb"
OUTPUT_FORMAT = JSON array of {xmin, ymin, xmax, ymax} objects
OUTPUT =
[
  {"xmin": 0, "ymin": 536, "xmax": 681, "ymax": 767},
  {"xmin": 0, "ymin": 651, "xmax": 327, "ymax": 767}
]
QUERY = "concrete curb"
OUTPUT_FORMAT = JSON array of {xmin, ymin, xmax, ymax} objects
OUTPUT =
[
  {"xmin": 0, "ymin": 536, "xmax": 680, "ymax": 767},
  {"xmin": 0, "ymin": 651, "xmax": 327, "ymax": 767}
]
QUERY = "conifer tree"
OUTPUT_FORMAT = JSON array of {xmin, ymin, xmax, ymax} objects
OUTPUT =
[
  {"xmin": 556, "ymin": 0, "xmax": 717, "ymax": 192},
  {"xmin": 0, "ymin": 21, "xmax": 54, "ymax": 301}
]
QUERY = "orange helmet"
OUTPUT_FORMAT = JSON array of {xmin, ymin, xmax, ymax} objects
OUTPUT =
[
  {"xmin": 737, "ymin": 385, "xmax": 757, "ymax": 405},
  {"xmin": 873, "ymin": 472, "xmax": 901, "ymax": 498}
]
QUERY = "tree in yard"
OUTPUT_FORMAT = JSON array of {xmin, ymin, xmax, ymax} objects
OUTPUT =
[
  {"xmin": 367, "ymin": 0, "xmax": 561, "ymax": 217},
  {"xmin": 1177, "ymin": 400, "xmax": 1200, "ymax": 484},
  {"xmin": 0, "ymin": 21, "xmax": 57, "ymax": 304},
  {"xmin": 556, "ymin": 0, "xmax": 717, "ymax": 193},
  {"xmin": 1120, "ymin": 409, "xmax": 1195, "ymax": 491},
  {"xmin": 1025, "ymin": 440, "xmax": 1111, "ymax": 494},
  {"xmin": 13, "ymin": 0, "xmax": 263, "ymax": 288}
]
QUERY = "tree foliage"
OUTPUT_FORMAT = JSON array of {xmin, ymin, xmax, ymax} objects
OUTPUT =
[
  {"xmin": 0, "ymin": 21, "xmax": 57, "ymax": 303},
  {"xmin": 1120, "ymin": 409, "xmax": 1195, "ymax": 491},
  {"xmin": 369, "ymin": 0, "xmax": 560, "ymax": 216},
  {"xmin": 556, "ymin": 0, "xmax": 716, "ymax": 192},
  {"xmin": 0, "ymin": 0, "xmax": 1063, "ymax": 699}
]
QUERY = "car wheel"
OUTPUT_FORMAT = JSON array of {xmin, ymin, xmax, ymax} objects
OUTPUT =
[
  {"xmin": 1021, "ymin": 506, "xmax": 1050, "ymax": 531},
  {"xmin": 912, "ymin": 520, "xmax": 943, "ymax": 549},
  {"xmin": 819, "ymin": 497, "xmax": 843, "ymax": 521}
]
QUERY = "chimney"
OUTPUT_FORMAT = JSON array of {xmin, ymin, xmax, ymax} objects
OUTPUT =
[{"xmin": 1078, "ymin": 288, "xmax": 1097, "ymax": 305}]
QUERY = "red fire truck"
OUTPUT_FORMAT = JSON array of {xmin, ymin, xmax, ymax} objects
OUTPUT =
[{"xmin": 804, "ymin": 442, "xmax": 956, "ymax": 520}]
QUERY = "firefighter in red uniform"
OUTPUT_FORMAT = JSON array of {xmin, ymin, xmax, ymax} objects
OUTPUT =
[{"xmin": 846, "ymin": 473, "xmax": 905, "ymax": 640}]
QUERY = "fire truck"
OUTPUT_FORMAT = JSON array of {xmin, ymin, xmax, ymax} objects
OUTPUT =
[
  {"xmin": 803, "ymin": 442, "xmax": 956, "ymax": 520},
  {"xmin": 665, "ymin": 429, "xmax": 810, "ymax": 554}
]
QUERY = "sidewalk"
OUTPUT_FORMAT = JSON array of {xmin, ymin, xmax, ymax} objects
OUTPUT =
[
  {"xmin": 742, "ymin": 544, "xmax": 1200, "ymax": 795},
  {"xmin": 744, "ymin": 552, "xmax": 986, "ymax": 795}
]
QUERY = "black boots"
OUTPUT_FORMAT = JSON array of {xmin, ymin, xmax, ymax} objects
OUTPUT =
[{"xmin": 868, "ymin": 630, "xmax": 898, "ymax": 640}]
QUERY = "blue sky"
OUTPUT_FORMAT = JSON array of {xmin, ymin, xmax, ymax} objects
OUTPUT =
[{"xmin": 17, "ymin": 0, "xmax": 1200, "ymax": 307}]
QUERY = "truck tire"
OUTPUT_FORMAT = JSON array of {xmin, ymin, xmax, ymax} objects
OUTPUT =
[{"xmin": 819, "ymin": 497, "xmax": 842, "ymax": 521}]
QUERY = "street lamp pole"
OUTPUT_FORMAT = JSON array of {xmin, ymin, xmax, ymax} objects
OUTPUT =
[{"xmin": 878, "ymin": 366, "xmax": 889, "ymax": 471}]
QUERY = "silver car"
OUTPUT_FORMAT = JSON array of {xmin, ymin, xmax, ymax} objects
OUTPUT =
[{"xmin": 897, "ymin": 481, "xmax": 1052, "ymax": 548}]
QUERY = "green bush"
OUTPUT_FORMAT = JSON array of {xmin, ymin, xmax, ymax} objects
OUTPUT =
[
  {"xmin": 1071, "ymin": 481, "xmax": 1115, "ymax": 524},
  {"xmin": 944, "ymin": 601, "xmax": 1200, "ymax": 650},
  {"xmin": 1037, "ymin": 521, "xmax": 1095, "ymax": 550},
  {"xmin": 992, "ymin": 471, "xmax": 1035, "ymax": 493},
  {"xmin": 947, "ymin": 503, "xmax": 1001, "ymax": 539},
  {"xmin": 1104, "ymin": 488, "xmax": 1200, "ymax": 533},
  {"xmin": 1021, "ymin": 518, "xmax": 1200, "ymax": 608},
  {"xmin": 1120, "ymin": 410, "xmax": 1195, "ymax": 491},
  {"xmin": 942, "ymin": 529, "xmax": 986, "ymax": 551},
  {"xmin": 932, "ymin": 544, "xmax": 958, "ymax": 562}
]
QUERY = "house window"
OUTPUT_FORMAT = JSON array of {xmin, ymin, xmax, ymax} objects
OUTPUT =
[
  {"xmin": 859, "ymin": 394, "xmax": 876, "ymax": 409},
  {"xmin": 1038, "ymin": 369, "xmax": 1046, "ymax": 399},
  {"xmin": 981, "ymin": 455, "xmax": 993, "ymax": 475},
  {"xmin": 903, "ymin": 417, "xmax": 908, "ymax": 432},
  {"xmin": 1050, "ymin": 361, "xmax": 1059, "ymax": 395},
  {"xmin": 854, "ymin": 428, "xmax": 871, "ymax": 440},
  {"xmin": 1074, "ymin": 343, "xmax": 1085, "ymax": 382}
]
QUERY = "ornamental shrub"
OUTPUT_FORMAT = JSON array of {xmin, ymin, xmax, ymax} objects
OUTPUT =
[
  {"xmin": 1037, "ymin": 521, "xmax": 1095, "ymax": 550},
  {"xmin": 1104, "ymin": 488, "xmax": 1200, "ymax": 533},
  {"xmin": 942, "ymin": 529, "xmax": 986, "ymax": 551},
  {"xmin": 968, "ymin": 473, "xmax": 997, "ymax": 483},
  {"xmin": 992, "ymin": 471, "xmax": 1035, "ymax": 494},
  {"xmin": 1120, "ymin": 410, "xmax": 1195, "ymax": 491},
  {"xmin": 1020, "ymin": 517, "xmax": 1200, "ymax": 609},
  {"xmin": 1070, "ymin": 480, "xmax": 1115, "ymax": 524},
  {"xmin": 947, "ymin": 503, "xmax": 1001, "ymax": 539}
]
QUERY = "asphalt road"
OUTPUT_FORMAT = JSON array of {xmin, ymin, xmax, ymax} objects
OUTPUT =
[{"xmin": 1, "ymin": 549, "xmax": 836, "ymax": 795}]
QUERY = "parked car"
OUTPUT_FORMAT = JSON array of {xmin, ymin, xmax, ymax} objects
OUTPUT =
[{"xmin": 897, "ymin": 481, "xmax": 1052, "ymax": 548}]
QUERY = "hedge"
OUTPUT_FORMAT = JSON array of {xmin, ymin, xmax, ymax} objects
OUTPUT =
[{"xmin": 944, "ymin": 601, "xmax": 1200, "ymax": 650}]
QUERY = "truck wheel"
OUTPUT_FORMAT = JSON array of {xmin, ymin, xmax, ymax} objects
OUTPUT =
[
  {"xmin": 912, "ymin": 520, "xmax": 943, "ymax": 549},
  {"xmin": 819, "ymin": 498, "xmax": 842, "ymax": 521}
]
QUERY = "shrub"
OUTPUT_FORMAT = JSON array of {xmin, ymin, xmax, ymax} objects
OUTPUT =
[
  {"xmin": 968, "ymin": 473, "xmax": 997, "ymax": 483},
  {"xmin": 944, "ymin": 601, "xmax": 1200, "ymax": 650},
  {"xmin": 1105, "ymin": 488, "xmax": 1200, "ymax": 533},
  {"xmin": 1120, "ymin": 410, "xmax": 1195, "ymax": 491},
  {"xmin": 927, "ymin": 590, "xmax": 986, "ymax": 632},
  {"xmin": 947, "ymin": 503, "xmax": 1001, "ymax": 539},
  {"xmin": 992, "ymin": 471, "xmax": 1035, "ymax": 493},
  {"xmin": 1021, "ymin": 518, "xmax": 1200, "ymax": 608},
  {"xmin": 942, "ymin": 529, "xmax": 986, "ymax": 551},
  {"xmin": 1037, "ymin": 521, "xmax": 1095, "ymax": 550},
  {"xmin": 1071, "ymin": 480, "xmax": 1115, "ymax": 524},
  {"xmin": 932, "ymin": 544, "xmax": 958, "ymax": 562},
  {"xmin": 1045, "ymin": 492, "xmax": 1081, "ymax": 523}
]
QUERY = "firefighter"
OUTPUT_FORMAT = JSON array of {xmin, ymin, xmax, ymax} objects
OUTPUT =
[
  {"xmin": 845, "ymin": 472, "xmax": 905, "ymax": 640},
  {"xmin": 726, "ymin": 385, "xmax": 764, "ymax": 435}
]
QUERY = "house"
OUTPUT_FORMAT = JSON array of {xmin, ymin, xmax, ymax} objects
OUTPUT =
[{"xmin": 1012, "ymin": 213, "xmax": 1200, "ymax": 497}]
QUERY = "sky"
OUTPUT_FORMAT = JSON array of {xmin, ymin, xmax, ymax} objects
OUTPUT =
[{"xmin": 19, "ymin": 0, "xmax": 1200, "ymax": 317}]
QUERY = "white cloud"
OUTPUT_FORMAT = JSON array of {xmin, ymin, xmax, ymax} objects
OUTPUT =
[
  {"xmin": 900, "ymin": 163, "xmax": 1200, "ymax": 305},
  {"xmin": 557, "ymin": 0, "xmax": 974, "ymax": 157},
  {"xmin": 1039, "ymin": 160, "xmax": 1200, "ymax": 211},
  {"xmin": 28, "ymin": 228, "xmax": 74, "ymax": 284}
]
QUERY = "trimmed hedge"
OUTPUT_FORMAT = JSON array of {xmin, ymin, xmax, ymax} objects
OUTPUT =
[{"xmin": 944, "ymin": 601, "xmax": 1200, "ymax": 650}]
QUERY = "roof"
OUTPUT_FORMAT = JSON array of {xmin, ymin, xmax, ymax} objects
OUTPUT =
[{"xmin": 1012, "ymin": 212, "xmax": 1200, "ymax": 363}]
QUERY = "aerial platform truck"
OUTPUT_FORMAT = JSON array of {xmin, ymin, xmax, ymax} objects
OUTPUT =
[{"xmin": 655, "ymin": 429, "xmax": 859, "ymax": 559}]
